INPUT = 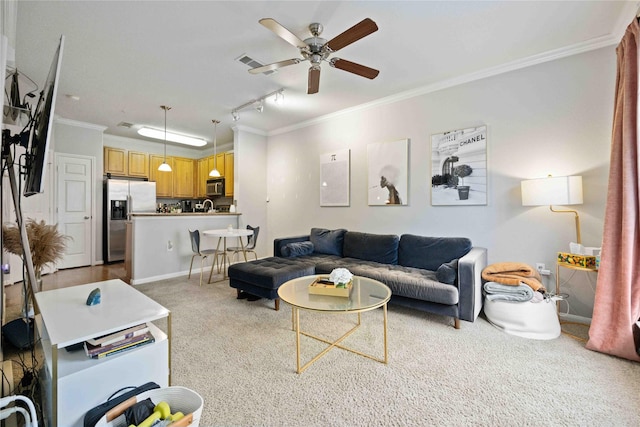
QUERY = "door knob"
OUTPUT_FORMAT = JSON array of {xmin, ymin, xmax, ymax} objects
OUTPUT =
[{"xmin": 84, "ymin": 216, "xmax": 90, "ymax": 219}]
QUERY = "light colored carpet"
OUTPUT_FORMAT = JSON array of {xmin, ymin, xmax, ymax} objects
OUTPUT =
[{"xmin": 135, "ymin": 276, "xmax": 640, "ymax": 427}]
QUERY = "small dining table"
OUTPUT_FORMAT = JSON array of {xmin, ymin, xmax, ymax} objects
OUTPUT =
[{"xmin": 202, "ymin": 228, "xmax": 253, "ymax": 282}]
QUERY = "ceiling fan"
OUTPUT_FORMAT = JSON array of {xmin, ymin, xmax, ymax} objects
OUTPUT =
[{"xmin": 249, "ymin": 17, "xmax": 379, "ymax": 94}]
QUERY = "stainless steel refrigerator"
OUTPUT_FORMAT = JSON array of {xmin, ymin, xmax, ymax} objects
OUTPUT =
[{"xmin": 105, "ymin": 179, "xmax": 156, "ymax": 262}]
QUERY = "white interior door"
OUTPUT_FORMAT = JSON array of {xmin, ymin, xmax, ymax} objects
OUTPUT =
[{"xmin": 56, "ymin": 154, "xmax": 94, "ymax": 269}]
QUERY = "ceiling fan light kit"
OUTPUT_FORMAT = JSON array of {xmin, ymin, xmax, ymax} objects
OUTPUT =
[{"xmin": 250, "ymin": 17, "xmax": 379, "ymax": 94}]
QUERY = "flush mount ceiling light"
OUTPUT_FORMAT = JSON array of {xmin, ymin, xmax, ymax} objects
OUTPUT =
[
  {"xmin": 230, "ymin": 88, "xmax": 284, "ymax": 121},
  {"xmin": 157, "ymin": 105, "xmax": 172, "ymax": 172},
  {"xmin": 138, "ymin": 124, "xmax": 207, "ymax": 147}
]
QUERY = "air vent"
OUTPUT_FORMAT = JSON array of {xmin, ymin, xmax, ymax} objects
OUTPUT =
[
  {"xmin": 117, "ymin": 121, "xmax": 134, "ymax": 128},
  {"xmin": 236, "ymin": 54, "xmax": 276, "ymax": 76}
]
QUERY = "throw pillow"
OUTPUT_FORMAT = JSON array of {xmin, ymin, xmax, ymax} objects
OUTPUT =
[
  {"xmin": 281, "ymin": 241, "xmax": 314, "ymax": 258},
  {"xmin": 309, "ymin": 228, "xmax": 347, "ymax": 256},
  {"xmin": 436, "ymin": 259, "xmax": 459, "ymax": 285}
]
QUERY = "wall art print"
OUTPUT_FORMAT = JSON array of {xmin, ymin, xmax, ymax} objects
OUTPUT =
[
  {"xmin": 431, "ymin": 125, "xmax": 487, "ymax": 206},
  {"xmin": 367, "ymin": 139, "xmax": 408, "ymax": 206},
  {"xmin": 320, "ymin": 149, "xmax": 350, "ymax": 206}
]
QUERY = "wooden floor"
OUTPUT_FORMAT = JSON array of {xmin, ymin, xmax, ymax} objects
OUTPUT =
[{"xmin": 4, "ymin": 263, "xmax": 128, "ymax": 315}]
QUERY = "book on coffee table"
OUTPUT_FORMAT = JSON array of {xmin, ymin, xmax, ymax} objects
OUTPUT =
[{"xmin": 308, "ymin": 277, "xmax": 353, "ymax": 297}]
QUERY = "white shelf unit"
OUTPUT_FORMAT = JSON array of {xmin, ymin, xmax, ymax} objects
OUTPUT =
[{"xmin": 35, "ymin": 279, "xmax": 171, "ymax": 427}]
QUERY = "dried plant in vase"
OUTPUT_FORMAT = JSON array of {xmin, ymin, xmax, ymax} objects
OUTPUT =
[{"xmin": 2, "ymin": 219, "xmax": 69, "ymax": 293}]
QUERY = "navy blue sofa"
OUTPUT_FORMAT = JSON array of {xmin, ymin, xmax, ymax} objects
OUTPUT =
[{"xmin": 228, "ymin": 228, "xmax": 487, "ymax": 328}]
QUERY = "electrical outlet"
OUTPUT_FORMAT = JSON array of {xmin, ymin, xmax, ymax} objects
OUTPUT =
[{"xmin": 536, "ymin": 263, "xmax": 545, "ymax": 272}]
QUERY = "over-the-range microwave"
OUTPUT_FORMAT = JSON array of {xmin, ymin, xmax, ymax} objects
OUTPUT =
[{"xmin": 206, "ymin": 178, "xmax": 225, "ymax": 196}]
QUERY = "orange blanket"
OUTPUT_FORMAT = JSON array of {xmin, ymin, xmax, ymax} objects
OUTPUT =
[{"xmin": 481, "ymin": 262, "xmax": 546, "ymax": 292}]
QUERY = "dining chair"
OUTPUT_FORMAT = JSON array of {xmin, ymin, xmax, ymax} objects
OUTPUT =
[
  {"xmin": 188, "ymin": 229, "xmax": 223, "ymax": 286},
  {"xmin": 227, "ymin": 225, "xmax": 259, "ymax": 263}
]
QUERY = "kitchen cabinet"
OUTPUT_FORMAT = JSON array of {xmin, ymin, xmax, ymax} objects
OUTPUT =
[
  {"xmin": 196, "ymin": 156, "xmax": 215, "ymax": 198},
  {"xmin": 149, "ymin": 155, "xmax": 173, "ymax": 197},
  {"xmin": 128, "ymin": 151, "xmax": 149, "ymax": 178},
  {"xmin": 224, "ymin": 152, "xmax": 234, "ymax": 197},
  {"xmin": 35, "ymin": 279, "xmax": 170, "ymax": 427},
  {"xmin": 215, "ymin": 153, "xmax": 226, "ymax": 177},
  {"xmin": 104, "ymin": 147, "xmax": 127, "ymax": 176},
  {"xmin": 172, "ymin": 157, "xmax": 196, "ymax": 198}
]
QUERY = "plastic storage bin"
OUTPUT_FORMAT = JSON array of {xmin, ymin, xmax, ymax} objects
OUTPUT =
[
  {"xmin": 95, "ymin": 386, "xmax": 203, "ymax": 427},
  {"xmin": 483, "ymin": 297, "xmax": 561, "ymax": 340}
]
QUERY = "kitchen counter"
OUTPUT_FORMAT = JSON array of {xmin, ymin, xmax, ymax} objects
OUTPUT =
[
  {"xmin": 127, "ymin": 213, "xmax": 241, "ymax": 284},
  {"xmin": 130, "ymin": 212, "xmax": 241, "ymax": 217}
]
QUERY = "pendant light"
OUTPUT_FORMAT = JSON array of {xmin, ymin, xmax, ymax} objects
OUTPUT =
[
  {"xmin": 209, "ymin": 119, "xmax": 221, "ymax": 177},
  {"xmin": 158, "ymin": 105, "xmax": 172, "ymax": 172}
]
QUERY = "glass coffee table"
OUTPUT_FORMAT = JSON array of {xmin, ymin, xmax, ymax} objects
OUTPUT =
[{"xmin": 277, "ymin": 274, "xmax": 391, "ymax": 374}]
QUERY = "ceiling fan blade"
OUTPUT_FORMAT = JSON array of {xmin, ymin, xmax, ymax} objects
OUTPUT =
[
  {"xmin": 249, "ymin": 58, "xmax": 302, "ymax": 74},
  {"xmin": 326, "ymin": 18, "xmax": 378, "ymax": 52},
  {"xmin": 259, "ymin": 18, "xmax": 308, "ymax": 49},
  {"xmin": 308, "ymin": 66, "xmax": 321, "ymax": 94},
  {"xmin": 330, "ymin": 58, "xmax": 379, "ymax": 79}
]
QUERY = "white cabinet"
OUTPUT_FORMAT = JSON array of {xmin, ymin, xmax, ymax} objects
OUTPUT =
[{"xmin": 35, "ymin": 279, "xmax": 171, "ymax": 427}]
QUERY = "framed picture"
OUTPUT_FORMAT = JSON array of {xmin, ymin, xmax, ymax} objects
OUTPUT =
[
  {"xmin": 431, "ymin": 125, "xmax": 487, "ymax": 206},
  {"xmin": 320, "ymin": 149, "xmax": 350, "ymax": 206},
  {"xmin": 367, "ymin": 139, "xmax": 408, "ymax": 206}
]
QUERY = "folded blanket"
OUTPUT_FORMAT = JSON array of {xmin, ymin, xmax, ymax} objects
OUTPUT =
[
  {"xmin": 483, "ymin": 281, "xmax": 534, "ymax": 302},
  {"xmin": 482, "ymin": 262, "xmax": 546, "ymax": 292}
]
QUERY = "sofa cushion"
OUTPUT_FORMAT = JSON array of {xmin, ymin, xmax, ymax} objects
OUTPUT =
[
  {"xmin": 315, "ymin": 259, "xmax": 458, "ymax": 305},
  {"xmin": 281, "ymin": 241, "xmax": 314, "ymax": 258},
  {"xmin": 343, "ymin": 231, "xmax": 399, "ymax": 264},
  {"xmin": 398, "ymin": 235, "xmax": 472, "ymax": 271},
  {"xmin": 310, "ymin": 228, "xmax": 347, "ymax": 256},
  {"xmin": 436, "ymin": 259, "xmax": 458, "ymax": 285}
]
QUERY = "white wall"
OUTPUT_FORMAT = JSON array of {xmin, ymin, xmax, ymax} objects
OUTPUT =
[
  {"xmin": 54, "ymin": 118, "xmax": 106, "ymax": 263},
  {"xmin": 233, "ymin": 126, "xmax": 268, "ymax": 256},
  {"xmin": 262, "ymin": 46, "xmax": 615, "ymax": 319}
]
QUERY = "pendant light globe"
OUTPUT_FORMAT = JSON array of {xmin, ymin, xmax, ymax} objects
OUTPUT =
[
  {"xmin": 209, "ymin": 119, "xmax": 221, "ymax": 177},
  {"xmin": 158, "ymin": 105, "xmax": 172, "ymax": 172}
]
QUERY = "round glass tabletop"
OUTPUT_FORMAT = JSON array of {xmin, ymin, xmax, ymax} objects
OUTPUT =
[{"xmin": 278, "ymin": 274, "xmax": 391, "ymax": 312}]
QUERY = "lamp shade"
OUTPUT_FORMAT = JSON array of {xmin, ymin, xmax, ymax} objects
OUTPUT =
[{"xmin": 521, "ymin": 176, "xmax": 583, "ymax": 206}]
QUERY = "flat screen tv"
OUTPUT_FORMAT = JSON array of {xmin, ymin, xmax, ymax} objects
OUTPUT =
[{"xmin": 23, "ymin": 35, "xmax": 64, "ymax": 197}]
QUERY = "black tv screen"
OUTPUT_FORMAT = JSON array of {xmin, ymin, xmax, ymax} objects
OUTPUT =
[{"xmin": 24, "ymin": 35, "xmax": 64, "ymax": 197}]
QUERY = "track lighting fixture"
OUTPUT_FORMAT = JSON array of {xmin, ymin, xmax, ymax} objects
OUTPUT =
[{"xmin": 230, "ymin": 88, "xmax": 284, "ymax": 121}]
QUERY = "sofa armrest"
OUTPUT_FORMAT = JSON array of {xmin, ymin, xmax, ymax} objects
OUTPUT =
[
  {"xmin": 273, "ymin": 235, "xmax": 310, "ymax": 257},
  {"xmin": 457, "ymin": 247, "xmax": 488, "ymax": 322}
]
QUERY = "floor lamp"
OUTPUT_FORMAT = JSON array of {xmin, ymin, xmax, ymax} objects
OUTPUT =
[{"xmin": 521, "ymin": 175, "xmax": 584, "ymax": 244}]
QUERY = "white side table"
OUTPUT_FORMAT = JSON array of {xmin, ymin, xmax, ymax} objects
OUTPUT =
[{"xmin": 35, "ymin": 279, "xmax": 171, "ymax": 427}]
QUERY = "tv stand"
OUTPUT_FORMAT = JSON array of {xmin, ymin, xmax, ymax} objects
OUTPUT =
[{"xmin": 34, "ymin": 279, "xmax": 171, "ymax": 427}]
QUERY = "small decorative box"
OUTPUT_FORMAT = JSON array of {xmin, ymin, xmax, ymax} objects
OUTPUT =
[
  {"xmin": 308, "ymin": 277, "xmax": 353, "ymax": 297},
  {"xmin": 557, "ymin": 252, "xmax": 597, "ymax": 269}
]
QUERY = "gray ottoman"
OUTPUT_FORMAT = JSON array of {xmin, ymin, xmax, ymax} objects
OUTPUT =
[{"xmin": 228, "ymin": 257, "xmax": 315, "ymax": 310}]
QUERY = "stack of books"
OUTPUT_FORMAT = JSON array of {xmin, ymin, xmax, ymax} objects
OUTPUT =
[{"xmin": 84, "ymin": 323, "xmax": 155, "ymax": 359}]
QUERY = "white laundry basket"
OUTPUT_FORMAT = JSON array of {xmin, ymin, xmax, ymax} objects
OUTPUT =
[
  {"xmin": 483, "ymin": 297, "xmax": 561, "ymax": 340},
  {"xmin": 95, "ymin": 386, "xmax": 203, "ymax": 427}
]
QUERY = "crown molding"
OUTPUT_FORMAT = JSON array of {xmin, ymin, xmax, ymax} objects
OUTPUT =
[
  {"xmin": 54, "ymin": 116, "xmax": 107, "ymax": 132},
  {"xmin": 232, "ymin": 125, "xmax": 267, "ymax": 136},
  {"xmin": 269, "ymin": 31, "xmax": 621, "ymax": 137}
]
